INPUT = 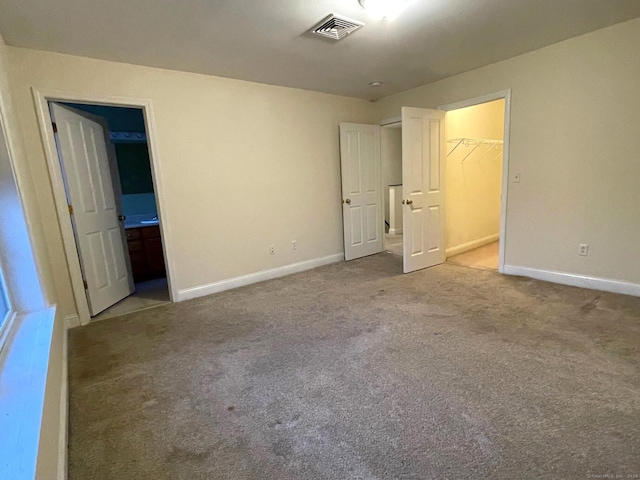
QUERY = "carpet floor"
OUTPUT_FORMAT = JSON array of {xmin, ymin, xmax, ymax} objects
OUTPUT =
[{"xmin": 68, "ymin": 253, "xmax": 640, "ymax": 480}]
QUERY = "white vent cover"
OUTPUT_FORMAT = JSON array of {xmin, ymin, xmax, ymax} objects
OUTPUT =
[{"xmin": 311, "ymin": 14, "xmax": 364, "ymax": 40}]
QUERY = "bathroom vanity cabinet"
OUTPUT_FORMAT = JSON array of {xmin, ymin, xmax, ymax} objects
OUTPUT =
[{"xmin": 126, "ymin": 225, "xmax": 166, "ymax": 282}]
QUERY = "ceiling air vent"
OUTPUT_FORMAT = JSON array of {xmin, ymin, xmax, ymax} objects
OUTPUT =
[{"xmin": 311, "ymin": 14, "xmax": 364, "ymax": 41}]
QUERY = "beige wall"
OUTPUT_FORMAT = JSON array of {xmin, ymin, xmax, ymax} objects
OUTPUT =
[
  {"xmin": 380, "ymin": 126, "xmax": 402, "ymax": 230},
  {"xmin": 4, "ymin": 47, "xmax": 377, "ymax": 318},
  {"xmin": 446, "ymin": 99, "xmax": 504, "ymax": 141},
  {"xmin": 445, "ymin": 99, "xmax": 504, "ymax": 253},
  {"xmin": 376, "ymin": 17, "xmax": 640, "ymax": 285}
]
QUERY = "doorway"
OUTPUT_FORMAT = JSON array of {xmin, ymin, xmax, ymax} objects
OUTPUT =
[
  {"xmin": 443, "ymin": 98, "xmax": 505, "ymax": 271},
  {"xmin": 32, "ymin": 89, "xmax": 174, "ymax": 327},
  {"xmin": 341, "ymin": 108, "xmax": 446, "ymax": 273},
  {"xmin": 381, "ymin": 121, "xmax": 403, "ymax": 257},
  {"xmin": 51, "ymin": 102, "xmax": 170, "ymax": 321},
  {"xmin": 439, "ymin": 91, "xmax": 511, "ymax": 273}
]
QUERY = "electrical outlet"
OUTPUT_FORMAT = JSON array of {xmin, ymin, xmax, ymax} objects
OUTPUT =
[
  {"xmin": 269, "ymin": 245, "xmax": 276, "ymax": 255},
  {"xmin": 291, "ymin": 240, "xmax": 297, "ymax": 250},
  {"xmin": 579, "ymin": 244, "xmax": 589, "ymax": 256}
]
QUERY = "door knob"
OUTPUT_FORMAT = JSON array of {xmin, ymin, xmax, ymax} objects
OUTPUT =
[
  {"xmin": 118, "ymin": 215, "xmax": 126, "ymax": 221},
  {"xmin": 406, "ymin": 199, "xmax": 413, "ymax": 205},
  {"xmin": 344, "ymin": 198, "xmax": 351, "ymax": 205}
]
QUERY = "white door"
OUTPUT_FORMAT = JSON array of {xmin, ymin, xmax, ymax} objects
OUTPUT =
[
  {"xmin": 401, "ymin": 107, "xmax": 446, "ymax": 273},
  {"xmin": 339, "ymin": 123, "xmax": 383, "ymax": 261},
  {"xmin": 50, "ymin": 103, "xmax": 134, "ymax": 315}
]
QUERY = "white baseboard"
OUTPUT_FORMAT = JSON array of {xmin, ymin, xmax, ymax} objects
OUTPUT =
[
  {"xmin": 177, "ymin": 253, "xmax": 344, "ymax": 302},
  {"xmin": 57, "ymin": 321, "xmax": 68, "ymax": 480},
  {"xmin": 446, "ymin": 234, "xmax": 499, "ymax": 257},
  {"xmin": 503, "ymin": 265, "xmax": 640, "ymax": 297},
  {"xmin": 388, "ymin": 228, "xmax": 402, "ymax": 235},
  {"xmin": 64, "ymin": 314, "xmax": 79, "ymax": 329}
]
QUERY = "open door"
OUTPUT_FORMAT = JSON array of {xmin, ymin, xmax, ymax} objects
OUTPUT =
[
  {"xmin": 50, "ymin": 103, "xmax": 134, "ymax": 315},
  {"xmin": 401, "ymin": 107, "xmax": 446, "ymax": 273},
  {"xmin": 339, "ymin": 123, "xmax": 383, "ymax": 261}
]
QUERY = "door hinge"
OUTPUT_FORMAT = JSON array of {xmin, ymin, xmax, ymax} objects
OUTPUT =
[
  {"xmin": 52, "ymin": 122, "xmax": 57, "ymax": 133},
  {"xmin": 68, "ymin": 204, "xmax": 74, "ymax": 215},
  {"xmin": 83, "ymin": 280, "xmax": 88, "ymax": 290}
]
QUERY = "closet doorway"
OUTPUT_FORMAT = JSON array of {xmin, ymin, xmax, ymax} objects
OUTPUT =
[{"xmin": 442, "ymin": 98, "xmax": 506, "ymax": 271}]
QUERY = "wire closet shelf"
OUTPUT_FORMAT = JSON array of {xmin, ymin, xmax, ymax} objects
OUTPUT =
[{"xmin": 447, "ymin": 137, "xmax": 503, "ymax": 164}]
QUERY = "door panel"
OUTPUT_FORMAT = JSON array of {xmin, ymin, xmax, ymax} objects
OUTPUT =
[
  {"xmin": 409, "ymin": 208, "xmax": 423, "ymax": 256},
  {"xmin": 427, "ymin": 206, "xmax": 442, "ymax": 252},
  {"xmin": 108, "ymin": 227, "xmax": 129, "ymax": 281},
  {"xmin": 340, "ymin": 123, "xmax": 383, "ymax": 261},
  {"xmin": 350, "ymin": 207, "xmax": 363, "ymax": 246},
  {"xmin": 86, "ymin": 231, "xmax": 109, "ymax": 289},
  {"xmin": 51, "ymin": 103, "xmax": 134, "ymax": 315},
  {"xmin": 402, "ymin": 107, "xmax": 446, "ymax": 273}
]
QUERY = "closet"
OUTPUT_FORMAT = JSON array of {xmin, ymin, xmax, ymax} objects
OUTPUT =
[
  {"xmin": 444, "ymin": 99, "xmax": 505, "ymax": 270},
  {"xmin": 377, "ymin": 99, "xmax": 505, "ymax": 270}
]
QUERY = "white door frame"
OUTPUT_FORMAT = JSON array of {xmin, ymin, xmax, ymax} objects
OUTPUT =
[
  {"xmin": 32, "ymin": 88, "xmax": 176, "ymax": 326},
  {"xmin": 438, "ymin": 89, "xmax": 512, "ymax": 274}
]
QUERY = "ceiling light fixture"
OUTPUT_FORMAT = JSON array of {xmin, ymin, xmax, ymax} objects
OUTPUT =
[
  {"xmin": 369, "ymin": 81, "xmax": 382, "ymax": 87},
  {"xmin": 359, "ymin": 0, "xmax": 409, "ymax": 20}
]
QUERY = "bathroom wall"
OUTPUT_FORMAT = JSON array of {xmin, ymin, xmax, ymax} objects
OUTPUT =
[
  {"xmin": 121, "ymin": 193, "xmax": 158, "ymax": 218},
  {"xmin": 114, "ymin": 143, "xmax": 154, "ymax": 194},
  {"xmin": 114, "ymin": 142, "xmax": 158, "ymax": 218},
  {"xmin": 445, "ymin": 99, "xmax": 504, "ymax": 255}
]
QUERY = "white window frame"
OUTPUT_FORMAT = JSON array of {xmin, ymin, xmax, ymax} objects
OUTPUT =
[{"xmin": 0, "ymin": 266, "xmax": 13, "ymax": 352}]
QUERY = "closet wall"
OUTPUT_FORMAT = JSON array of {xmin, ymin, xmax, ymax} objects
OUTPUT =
[{"xmin": 445, "ymin": 99, "xmax": 504, "ymax": 256}]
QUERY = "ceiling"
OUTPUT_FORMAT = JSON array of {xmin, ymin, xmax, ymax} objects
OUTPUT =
[{"xmin": 1, "ymin": 0, "xmax": 639, "ymax": 101}]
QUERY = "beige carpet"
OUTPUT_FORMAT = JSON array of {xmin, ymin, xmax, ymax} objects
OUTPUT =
[
  {"xmin": 68, "ymin": 254, "xmax": 640, "ymax": 479},
  {"xmin": 447, "ymin": 241, "xmax": 499, "ymax": 270}
]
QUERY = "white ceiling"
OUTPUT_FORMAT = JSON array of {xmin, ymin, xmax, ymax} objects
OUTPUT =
[{"xmin": 1, "ymin": 0, "xmax": 639, "ymax": 101}]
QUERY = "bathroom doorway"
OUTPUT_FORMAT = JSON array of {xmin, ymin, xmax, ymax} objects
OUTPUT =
[{"xmin": 48, "ymin": 101, "xmax": 170, "ymax": 322}]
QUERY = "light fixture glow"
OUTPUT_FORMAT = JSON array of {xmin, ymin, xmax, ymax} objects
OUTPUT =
[{"xmin": 359, "ymin": 0, "xmax": 409, "ymax": 20}]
